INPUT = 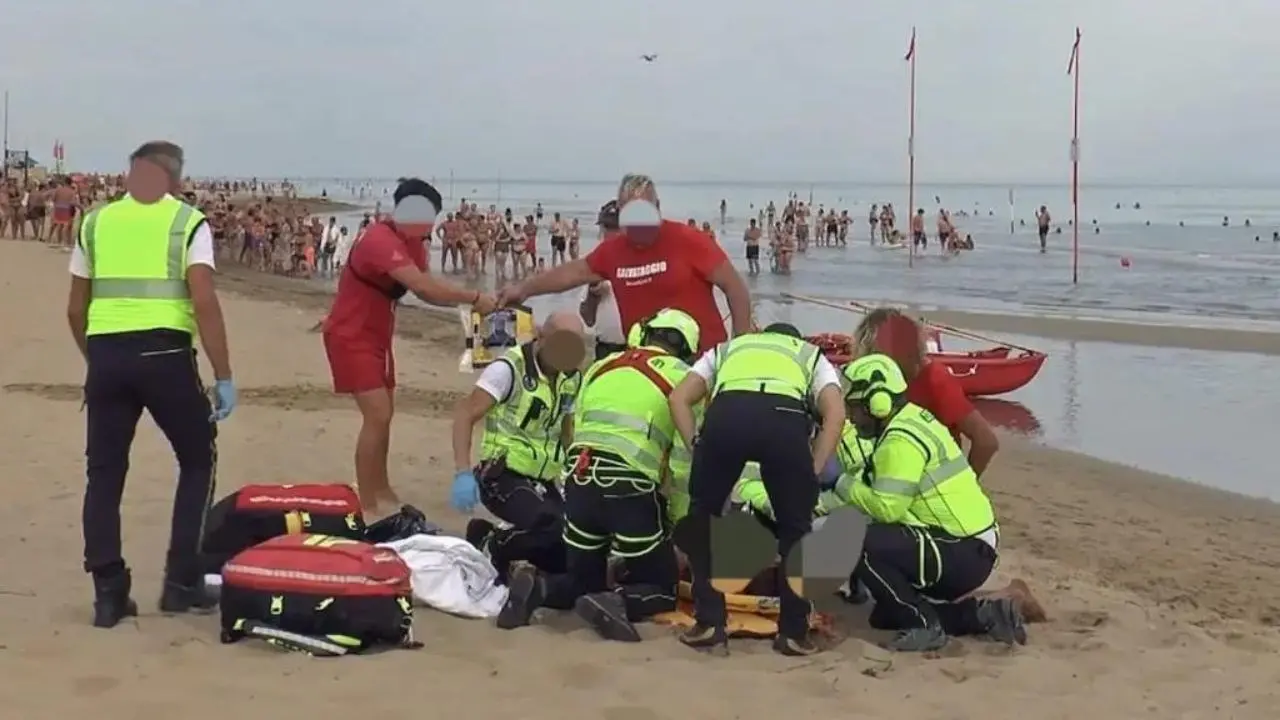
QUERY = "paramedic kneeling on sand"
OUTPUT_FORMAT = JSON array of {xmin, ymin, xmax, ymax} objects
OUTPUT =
[
  {"xmin": 668, "ymin": 323, "xmax": 846, "ymax": 656},
  {"xmin": 67, "ymin": 141, "xmax": 234, "ymax": 628},
  {"xmin": 496, "ymin": 309, "xmax": 701, "ymax": 640},
  {"xmin": 841, "ymin": 354, "xmax": 1026, "ymax": 652},
  {"xmin": 450, "ymin": 311, "xmax": 586, "ymax": 579}
]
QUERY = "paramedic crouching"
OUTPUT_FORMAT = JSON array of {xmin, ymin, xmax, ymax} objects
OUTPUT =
[
  {"xmin": 67, "ymin": 141, "xmax": 236, "ymax": 628},
  {"xmin": 841, "ymin": 354, "xmax": 1026, "ymax": 652},
  {"xmin": 449, "ymin": 311, "xmax": 585, "ymax": 580},
  {"xmin": 668, "ymin": 323, "xmax": 846, "ymax": 656}
]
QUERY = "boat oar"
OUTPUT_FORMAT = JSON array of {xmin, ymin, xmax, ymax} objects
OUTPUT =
[{"xmin": 781, "ymin": 293, "xmax": 1040, "ymax": 355}]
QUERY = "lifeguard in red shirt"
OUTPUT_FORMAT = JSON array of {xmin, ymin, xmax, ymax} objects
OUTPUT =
[
  {"xmin": 323, "ymin": 178, "xmax": 496, "ymax": 512},
  {"xmin": 852, "ymin": 309, "xmax": 1000, "ymax": 476},
  {"xmin": 496, "ymin": 174, "xmax": 753, "ymax": 352}
]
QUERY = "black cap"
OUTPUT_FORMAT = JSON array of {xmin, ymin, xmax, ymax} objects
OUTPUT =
[
  {"xmin": 597, "ymin": 200, "xmax": 619, "ymax": 230},
  {"xmin": 762, "ymin": 322, "xmax": 803, "ymax": 339},
  {"xmin": 393, "ymin": 177, "xmax": 443, "ymax": 212}
]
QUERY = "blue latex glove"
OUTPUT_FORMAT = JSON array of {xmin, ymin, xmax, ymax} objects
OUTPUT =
[
  {"xmin": 818, "ymin": 456, "xmax": 843, "ymax": 488},
  {"xmin": 211, "ymin": 379, "xmax": 237, "ymax": 422},
  {"xmin": 451, "ymin": 470, "xmax": 480, "ymax": 513}
]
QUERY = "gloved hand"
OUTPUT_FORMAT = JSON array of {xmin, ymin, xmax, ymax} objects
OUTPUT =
[
  {"xmin": 211, "ymin": 379, "xmax": 237, "ymax": 422},
  {"xmin": 450, "ymin": 470, "xmax": 480, "ymax": 513}
]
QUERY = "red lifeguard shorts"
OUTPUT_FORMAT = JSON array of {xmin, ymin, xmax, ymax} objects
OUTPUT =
[{"xmin": 323, "ymin": 333, "xmax": 395, "ymax": 394}]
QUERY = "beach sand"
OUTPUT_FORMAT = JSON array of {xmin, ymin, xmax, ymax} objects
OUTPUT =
[{"xmin": 2, "ymin": 237, "xmax": 1279, "ymax": 720}]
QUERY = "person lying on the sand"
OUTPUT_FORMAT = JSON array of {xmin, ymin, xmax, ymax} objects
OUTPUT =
[
  {"xmin": 494, "ymin": 309, "xmax": 702, "ymax": 642},
  {"xmin": 836, "ymin": 354, "xmax": 1026, "ymax": 651},
  {"xmin": 450, "ymin": 310, "xmax": 586, "ymax": 581}
]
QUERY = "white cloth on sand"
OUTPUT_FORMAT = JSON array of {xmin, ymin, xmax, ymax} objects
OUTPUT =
[{"xmin": 378, "ymin": 534, "xmax": 508, "ymax": 619}]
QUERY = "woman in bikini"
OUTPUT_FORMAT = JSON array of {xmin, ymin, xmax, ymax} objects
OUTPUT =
[
  {"xmin": 521, "ymin": 214, "xmax": 538, "ymax": 277},
  {"xmin": 492, "ymin": 213, "xmax": 512, "ymax": 282}
]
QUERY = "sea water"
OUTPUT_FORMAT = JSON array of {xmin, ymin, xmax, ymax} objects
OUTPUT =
[{"xmin": 296, "ymin": 177, "xmax": 1280, "ymax": 322}]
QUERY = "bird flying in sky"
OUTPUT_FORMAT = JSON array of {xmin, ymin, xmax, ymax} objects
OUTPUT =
[{"xmin": 640, "ymin": 54, "xmax": 658, "ymax": 62}]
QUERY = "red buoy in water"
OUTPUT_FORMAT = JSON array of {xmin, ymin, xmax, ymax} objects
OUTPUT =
[{"xmin": 1120, "ymin": 257, "xmax": 1131, "ymax": 268}]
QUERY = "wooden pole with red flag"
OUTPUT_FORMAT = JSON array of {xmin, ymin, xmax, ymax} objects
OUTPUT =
[
  {"xmin": 905, "ymin": 27, "xmax": 917, "ymax": 268},
  {"xmin": 1068, "ymin": 28, "xmax": 1081, "ymax": 284}
]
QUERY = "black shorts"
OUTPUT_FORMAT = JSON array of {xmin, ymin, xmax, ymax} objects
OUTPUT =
[
  {"xmin": 551, "ymin": 235, "xmax": 566, "ymax": 251},
  {"xmin": 1038, "ymin": 226, "xmax": 1049, "ymax": 239},
  {"xmin": 746, "ymin": 245, "xmax": 760, "ymax": 260}
]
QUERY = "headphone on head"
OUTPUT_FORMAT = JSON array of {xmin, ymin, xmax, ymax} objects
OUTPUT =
[{"xmin": 843, "ymin": 354, "xmax": 908, "ymax": 419}]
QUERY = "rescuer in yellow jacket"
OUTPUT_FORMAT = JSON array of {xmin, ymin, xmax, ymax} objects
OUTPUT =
[
  {"xmin": 841, "ymin": 354, "xmax": 1026, "ymax": 652},
  {"xmin": 450, "ymin": 311, "xmax": 585, "ymax": 580},
  {"xmin": 496, "ymin": 308, "xmax": 700, "ymax": 642},
  {"xmin": 67, "ymin": 141, "xmax": 236, "ymax": 628},
  {"xmin": 668, "ymin": 323, "xmax": 846, "ymax": 656}
]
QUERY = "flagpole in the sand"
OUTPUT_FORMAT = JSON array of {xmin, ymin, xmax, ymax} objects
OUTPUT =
[
  {"xmin": 2, "ymin": 91, "xmax": 8, "ymax": 176},
  {"xmin": 1068, "ymin": 28, "xmax": 1082, "ymax": 284},
  {"xmin": 1008, "ymin": 188, "xmax": 1015, "ymax": 235},
  {"xmin": 448, "ymin": 168, "xmax": 455, "ymax": 203},
  {"xmin": 904, "ymin": 27, "xmax": 917, "ymax": 268}
]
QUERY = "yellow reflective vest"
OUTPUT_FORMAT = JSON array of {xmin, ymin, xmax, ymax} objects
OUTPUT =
[
  {"xmin": 851, "ymin": 403, "xmax": 996, "ymax": 538},
  {"xmin": 711, "ymin": 333, "xmax": 820, "ymax": 400},
  {"xmin": 81, "ymin": 194, "xmax": 206, "ymax": 336},
  {"xmin": 479, "ymin": 344, "xmax": 581, "ymax": 481}
]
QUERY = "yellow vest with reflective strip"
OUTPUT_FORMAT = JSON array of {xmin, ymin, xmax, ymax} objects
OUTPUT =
[
  {"xmin": 81, "ymin": 195, "xmax": 205, "ymax": 336},
  {"xmin": 711, "ymin": 333, "xmax": 819, "ymax": 400},
  {"xmin": 479, "ymin": 345, "xmax": 581, "ymax": 481},
  {"xmin": 874, "ymin": 404, "xmax": 996, "ymax": 537},
  {"xmin": 570, "ymin": 347, "xmax": 691, "ymax": 486}
]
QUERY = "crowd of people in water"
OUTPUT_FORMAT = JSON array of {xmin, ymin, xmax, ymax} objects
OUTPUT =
[{"xmin": 5, "ymin": 173, "xmax": 1278, "ymax": 280}]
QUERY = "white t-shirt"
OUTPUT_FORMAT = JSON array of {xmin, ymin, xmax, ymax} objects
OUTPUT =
[
  {"xmin": 690, "ymin": 343, "xmax": 841, "ymax": 401},
  {"xmin": 474, "ymin": 355, "xmax": 577, "ymax": 414},
  {"xmin": 581, "ymin": 283, "xmax": 625, "ymax": 344},
  {"xmin": 69, "ymin": 222, "xmax": 216, "ymax": 278},
  {"xmin": 475, "ymin": 359, "xmax": 518, "ymax": 403}
]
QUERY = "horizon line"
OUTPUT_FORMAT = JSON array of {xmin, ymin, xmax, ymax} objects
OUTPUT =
[{"xmin": 168, "ymin": 174, "xmax": 1280, "ymax": 191}]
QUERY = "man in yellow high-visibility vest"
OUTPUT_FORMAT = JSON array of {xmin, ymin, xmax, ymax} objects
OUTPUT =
[{"xmin": 66, "ymin": 141, "xmax": 236, "ymax": 629}]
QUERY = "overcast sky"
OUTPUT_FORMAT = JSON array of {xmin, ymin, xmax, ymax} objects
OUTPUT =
[{"xmin": 2, "ymin": 0, "xmax": 1275, "ymax": 184}]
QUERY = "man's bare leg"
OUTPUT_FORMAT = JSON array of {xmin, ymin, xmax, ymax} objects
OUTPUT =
[{"xmin": 352, "ymin": 387, "xmax": 401, "ymax": 513}]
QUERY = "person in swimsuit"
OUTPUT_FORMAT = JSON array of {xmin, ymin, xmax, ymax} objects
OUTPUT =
[
  {"xmin": 868, "ymin": 204, "xmax": 879, "ymax": 246},
  {"xmin": 51, "ymin": 177, "xmax": 79, "ymax": 248},
  {"xmin": 567, "ymin": 217, "xmax": 581, "ymax": 260},
  {"xmin": 549, "ymin": 211, "xmax": 567, "ymax": 267},
  {"xmin": 493, "ymin": 215, "xmax": 512, "ymax": 282},
  {"xmin": 26, "ymin": 183, "xmax": 49, "ymax": 242},
  {"xmin": 522, "ymin": 214, "xmax": 538, "ymax": 275}
]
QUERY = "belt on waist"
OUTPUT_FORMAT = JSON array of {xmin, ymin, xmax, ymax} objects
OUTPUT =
[{"xmin": 715, "ymin": 380, "xmax": 805, "ymax": 400}]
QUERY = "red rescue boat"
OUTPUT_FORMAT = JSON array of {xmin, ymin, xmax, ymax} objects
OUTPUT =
[{"xmin": 804, "ymin": 331, "xmax": 1046, "ymax": 398}]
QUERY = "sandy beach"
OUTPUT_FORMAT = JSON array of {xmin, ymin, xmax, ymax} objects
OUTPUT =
[{"xmin": 2, "ymin": 237, "xmax": 1279, "ymax": 720}]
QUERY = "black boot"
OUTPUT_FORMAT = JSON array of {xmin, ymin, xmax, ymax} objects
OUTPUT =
[
  {"xmin": 574, "ymin": 592, "xmax": 641, "ymax": 643},
  {"xmin": 159, "ymin": 576, "xmax": 218, "ymax": 614},
  {"xmin": 977, "ymin": 597, "xmax": 1028, "ymax": 646},
  {"xmin": 92, "ymin": 568, "xmax": 139, "ymax": 629},
  {"xmin": 496, "ymin": 563, "xmax": 545, "ymax": 630}
]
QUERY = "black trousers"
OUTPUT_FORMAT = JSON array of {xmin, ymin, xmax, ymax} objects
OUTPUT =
[
  {"xmin": 855, "ymin": 523, "xmax": 995, "ymax": 636},
  {"xmin": 83, "ymin": 330, "xmax": 216, "ymax": 585},
  {"xmin": 543, "ymin": 465, "xmax": 677, "ymax": 619},
  {"xmin": 479, "ymin": 467, "xmax": 567, "ymax": 577},
  {"xmin": 673, "ymin": 391, "xmax": 818, "ymax": 638}
]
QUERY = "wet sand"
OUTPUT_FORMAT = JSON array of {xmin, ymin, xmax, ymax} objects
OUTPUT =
[{"xmin": 2, "ymin": 238, "xmax": 1279, "ymax": 719}]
